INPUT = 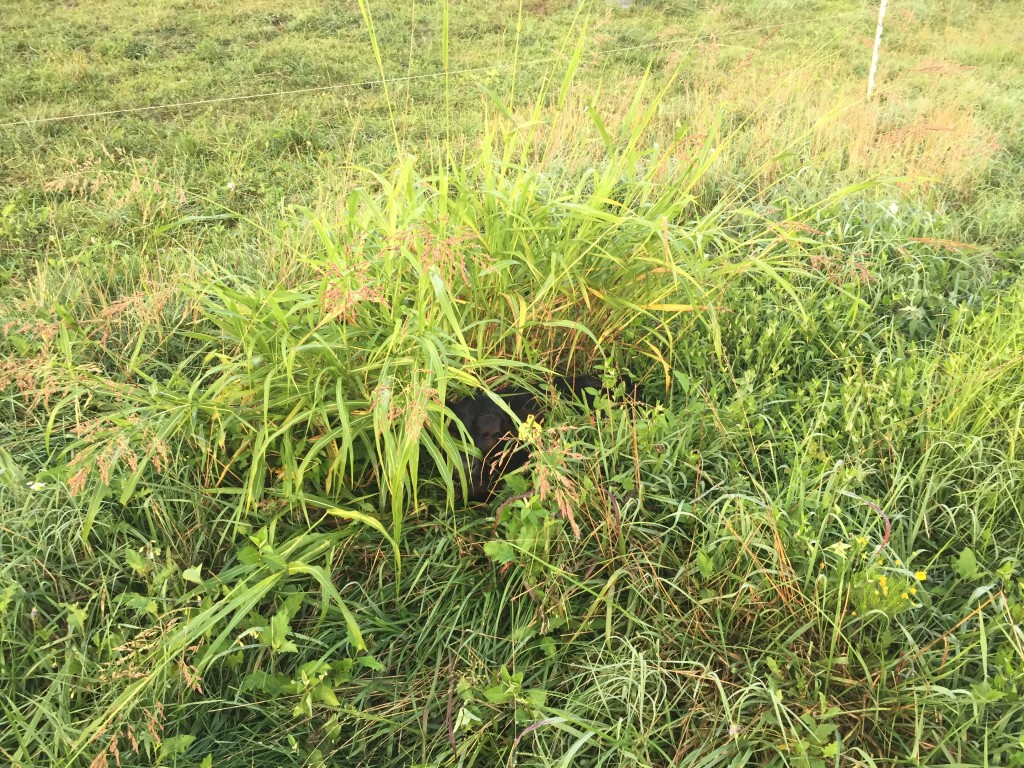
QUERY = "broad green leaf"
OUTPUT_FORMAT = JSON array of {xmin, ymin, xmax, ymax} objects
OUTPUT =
[{"xmin": 955, "ymin": 548, "xmax": 980, "ymax": 580}]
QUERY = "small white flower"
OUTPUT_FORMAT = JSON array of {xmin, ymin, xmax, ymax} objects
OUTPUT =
[
  {"xmin": 888, "ymin": 201, "xmax": 899, "ymax": 216},
  {"xmin": 226, "ymin": 181, "xmax": 236, "ymax": 191},
  {"xmin": 27, "ymin": 481, "xmax": 46, "ymax": 491},
  {"xmin": 729, "ymin": 723, "xmax": 741, "ymax": 738}
]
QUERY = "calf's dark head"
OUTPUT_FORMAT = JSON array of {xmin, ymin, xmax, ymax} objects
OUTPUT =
[
  {"xmin": 447, "ymin": 389, "xmax": 544, "ymax": 502},
  {"xmin": 445, "ymin": 373, "xmax": 639, "ymax": 503}
]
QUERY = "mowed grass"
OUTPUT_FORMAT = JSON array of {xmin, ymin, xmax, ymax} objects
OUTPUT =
[{"xmin": 2, "ymin": 0, "xmax": 1024, "ymax": 766}]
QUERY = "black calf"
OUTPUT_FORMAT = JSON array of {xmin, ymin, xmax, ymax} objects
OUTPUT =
[{"xmin": 447, "ymin": 374, "xmax": 632, "ymax": 502}]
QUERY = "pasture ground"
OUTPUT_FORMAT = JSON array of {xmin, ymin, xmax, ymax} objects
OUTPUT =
[{"xmin": 2, "ymin": 1, "xmax": 1024, "ymax": 766}]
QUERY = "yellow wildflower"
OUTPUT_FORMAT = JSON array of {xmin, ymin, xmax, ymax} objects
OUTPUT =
[{"xmin": 518, "ymin": 414, "xmax": 543, "ymax": 443}]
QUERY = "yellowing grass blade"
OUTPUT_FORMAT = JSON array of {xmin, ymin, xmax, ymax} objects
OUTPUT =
[{"xmin": 645, "ymin": 303, "xmax": 700, "ymax": 312}]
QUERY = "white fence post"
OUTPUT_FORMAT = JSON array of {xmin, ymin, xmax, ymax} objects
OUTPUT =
[{"xmin": 867, "ymin": 0, "xmax": 889, "ymax": 98}]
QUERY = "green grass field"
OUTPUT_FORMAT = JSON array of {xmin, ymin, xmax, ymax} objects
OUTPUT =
[{"xmin": 3, "ymin": 0, "xmax": 1024, "ymax": 765}]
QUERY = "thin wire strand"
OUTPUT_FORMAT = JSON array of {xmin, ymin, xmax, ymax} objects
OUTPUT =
[{"xmin": 0, "ymin": 11, "xmax": 864, "ymax": 130}]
